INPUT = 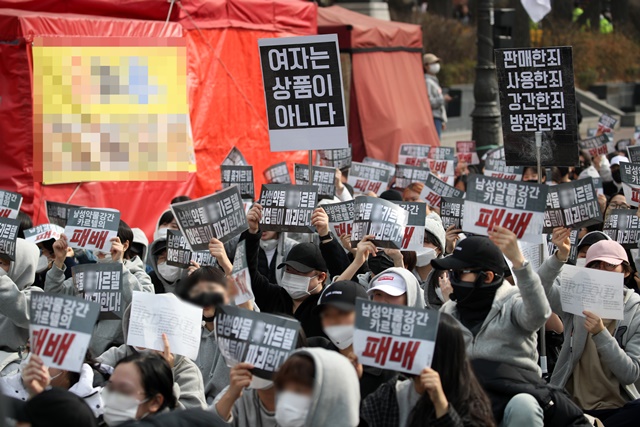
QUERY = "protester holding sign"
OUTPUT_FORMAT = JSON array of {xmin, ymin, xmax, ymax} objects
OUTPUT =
[
  {"xmin": 537, "ymin": 230, "xmax": 640, "ymax": 426},
  {"xmin": 257, "ymin": 231, "xmax": 297, "ymax": 286},
  {"xmin": 413, "ymin": 217, "xmax": 447, "ymax": 305}
]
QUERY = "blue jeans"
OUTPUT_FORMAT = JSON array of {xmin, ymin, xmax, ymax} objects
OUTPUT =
[
  {"xmin": 434, "ymin": 117, "xmax": 443, "ymax": 139},
  {"xmin": 500, "ymin": 393, "xmax": 544, "ymax": 427}
]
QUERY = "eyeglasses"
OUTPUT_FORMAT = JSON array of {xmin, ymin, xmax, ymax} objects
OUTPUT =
[
  {"xmin": 609, "ymin": 202, "xmax": 631, "ymax": 210},
  {"xmin": 449, "ymin": 269, "xmax": 482, "ymax": 281},
  {"xmin": 590, "ymin": 261, "xmax": 620, "ymax": 271}
]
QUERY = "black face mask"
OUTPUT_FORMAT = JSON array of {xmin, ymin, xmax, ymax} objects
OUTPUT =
[
  {"xmin": 190, "ymin": 292, "xmax": 225, "ymax": 309},
  {"xmin": 612, "ymin": 169, "xmax": 622, "ymax": 184},
  {"xmin": 450, "ymin": 273, "xmax": 502, "ymax": 310},
  {"xmin": 368, "ymin": 252, "xmax": 394, "ymax": 276},
  {"xmin": 523, "ymin": 179, "xmax": 539, "ymax": 183}
]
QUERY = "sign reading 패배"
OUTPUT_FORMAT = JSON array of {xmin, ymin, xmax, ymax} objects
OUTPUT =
[
  {"xmin": 353, "ymin": 299, "xmax": 440, "ymax": 375},
  {"xmin": 222, "ymin": 147, "xmax": 248, "ymax": 166},
  {"xmin": 560, "ymin": 265, "xmax": 624, "ymax": 320},
  {"xmin": 171, "ymin": 186, "xmax": 249, "ymax": 251},
  {"xmin": 456, "ymin": 141, "xmax": 480, "ymax": 165},
  {"xmin": 394, "ymin": 164, "xmax": 430, "ymax": 190},
  {"xmin": 72, "ymin": 263, "xmax": 124, "ymax": 320},
  {"xmin": 463, "ymin": 174, "xmax": 548, "ymax": 243},
  {"xmin": 294, "ymin": 164, "xmax": 336, "ymax": 200},
  {"xmin": 420, "ymin": 173, "xmax": 465, "ymax": 209},
  {"xmin": 348, "ymin": 162, "xmax": 392, "ymax": 196},
  {"xmin": 440, "ymin": 197, "xmax": 465, "ymax": 229},
  {"xmin": 166, "ymin": 229, "xmax": 215, "ymax": 269},
  {"xmin": 602, "ymin": 209, "xmax": 640, "ymax": 249},
  {"xmin": 393, "ymin": 202, "xmax": 427, "ymax": 251},
  {"xmin": 323, "ymin": 201, "xmax": 354, "ymax": 237},
  {"xmin": 0, "ymin": 217, "xmax": 20, "ymax": 261},
  {"xmin": 579, "ymin": 134, "xmax": 615, "ymax": 159},
  {"xmin": 221, "ymin": 165, "xmax": 255, "ymax": 201},
  {"xmin": 215, "ymin": 305, "xmax": 300, "ymax": 379},
  {"xmin": 427, "ymin": 147, "xmax": 455, "ymax": 176},
  {"xmin": 543, "ymin": 178, "xmax": 602, "ymax": 232},
  {"xmin": 597, "ymin": 113, "xmax": 617, "ymax": 134},
  {"xmin": 258, "ymin": 184, "xmax": 318, "ymax": 233},
  {"xmin": 495, "ymin": 47, "xmax": 578, "ymax": 167},
  {"xmin": 351, "ymin": 196, "xmax": 408, "ymax": 249},
  {"xmin": 264, "ymin": 162, "xmax": 291, "ymax": 184},
  {"xmin": 64, "ymin": 208, "xmax": 120, "ymax": 253},
  {"xmin": 0, "ymin": 190, "xmax": 23, "ymax": 219},
  {"xmin": 398, "ymin": 144, "xmax": 430, "ymax": 167},
  {"xmin": 484, "ymin": 157, "xmax": 525, "ymax": 181},
  {"xmin": 128, "ymin": 292, "xmax": 203, "ymax": 360},
  {"xmin": 620, "ymin": 163, "xmax": 640, "ymax": 207},
  {"xmin": 258, "ymin": 34, "xmax": 347, "ymax": 152},
  {"xmin": 45, "ymin": 201, "xmax": 82, "ymax": 228},
  {"xmin": 30, "ymin": 293, "xmax": 100, "ymax": 372},
  {"xmin": 317, "ymin": 147, "xmax": 352, "ymax": 170},
  {"xmin": 23, "ymin": 224, "xmax": 65, "ymax": 245},
  {"xmin": 231, "ymin": 240, "xmax": 254, "ymax": 305}
]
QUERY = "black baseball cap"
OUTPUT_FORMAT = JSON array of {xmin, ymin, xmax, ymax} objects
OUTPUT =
[
  {"xmin": 277, "ymin": 242, "xmax": 328, "ymax": 274},
  {"xmin": 9, "ymin": 388, "xmax": 98, "ymax": 427},
  {"xmin": 577, "ymin": 231, "xmax": 610, "ymax": 252},
  {"xmin": 313, "ymin": 280, "xmax": 368, "ymax": 314},
  {"xmin": 431, "ymin": 236, "xmax": 508, "ymax": 274}
]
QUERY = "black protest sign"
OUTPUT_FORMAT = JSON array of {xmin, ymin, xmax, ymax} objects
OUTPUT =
[
  {"xmin": 362, "ymin": 157, "xmax": 396, "ymax": 176},
  {"xmin": 221, "ymin": 165, "xmax": 255, "ymax": 200},
  {"xmin": 258, "ymin": 34, "xmax": 347, "ymax": 152},
  {"xmin": 45, "ymin": 201, "xmax": 82, "ymax": 228},
  {"xmin": 398, "ymin": 144, "xmax": 430, "ymax": 166},
  {"xmin": 348, "ymin": 162, "xmax": 392, "ymax": 196},
  {"xmin": 592, "ymin": 176, "xmax": 604, "ymax": 196},
  {"xmin": 543, "ymin": 178, "xmax": 602, "ymax": 232},
  {"xmin": 171, "ymin": 186, "xmax": 249, "ymax": 250},
  {"xmin": 222, "ymin": 147, "xmax": 248, "ymax": 166},
  {"xmin": 484, "ymin": 157, "xmax": 525, "ymax": 181},
  {"xmin": 166, "ymin": 229, "xmax": 215, "ymax": 269},
  {"xmin": 0, "ymin": 217, "xmax": 20, "ymax": 261},
  {"xmin": 463, "ymin": 174, "xmax": 548, "ymax": 243},
  {"xmin": 294, "ymin": 164, "xmax": 336, "ymax": 200},
  {"xmin": 323, "ymin": 200, "xmax": 354, "ymax": 237},
  {"xmin": 72, "ymin": 263, "xmax": 124, "ymax": 320},
  {"xmin": 579, "ymin": 134, "xmax": 615, "ymax": 159},
  {"xmin": 440, "ymin": 197, "xmax": 465, "ymax": 229},
  {"xmin": 456, "ymin": 141, "xmax": 479, "ymax": 165},
  {"xmin": 603, "ymin": 209, "xmax": 640, "ymax": 249},
  {"xmin": 547, "ymin": 229, "xmax": 579, "ymax": 265},
  {"xmin": 64, "ymin": 208, "xmax": 120, "ymax": 253},
  {"xmin": 258, "ymin": 184, "xmax": 318, "ymax": 233},
  {"xmin": 427, "ymin": 147, "xmax": 455, "ymax": 176},
  {"xmin": 264, "ymin": 162, "xmax": 291, "ymax": 184},
  {"xmin": 394, "ymin": 164, "xmax": 430, "ymax": 190},
  {"xmin": 215, "ymin": 305, "xmax": 300, "ymax": 379},
  {"xmin": 419, "ymin": 173, "xmax": 465, "ymax": 209},
  {"xmin": 0, "ymin": 190, "xmax": 23, "ymax": 219},
  {"xmin": 496, "ymin": 47, "xmax": 578, "ymax": 167},
  {"xmin": 353, "ymin": 299, "xmax": 440, "ymax": 375},
  {"xmin": 621, "ymin": 163, "xmax": 640, "ymax": 207},
  {"xmin": 317, "ymin": 147, "xmax": 352, "ymax": 170},
  {"xmin": 627, "ymin": 146, "xmax": 640, "ymax": 164},
  {"xmin": 392, "ymin": 202, "xmax": 427, "ymax": 251},
  {"xmin": 597, "ymin": 113, "xmax": 617, "ymax": 134},
  {"xmin": 351, "ymin": 196, "xmax": 408, "ymax": 249}
]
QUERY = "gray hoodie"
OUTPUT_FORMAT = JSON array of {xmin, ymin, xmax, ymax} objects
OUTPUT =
[
  {"xmin": 0, "ymin": 239, "xmax": 41, "ymax": 352},
  {"xmin": 44, "ymin": 257, "xmax": 147, "ymax": 356},
  {"xmin": 369, "ymin": 267, "xmax": 426, "ymax": 309},
  {"xmin": 211, "ymin": 386, "xmax": 276, "ymax": 427},
  {"xmin": 537, "ymin": 255, "xmax": 640, "ymax": 401},
  {"xmin": 197, "ymin": 326, "xmax": 231, "ymax": 405},
  {"xmin": 148, "ymin": 238, "xmax": 188, "ymax": 295},
  {"xmin": 295, "ymin": 347, "xmax": 361, "ymax": 427},
  {"xmin": 440, "ymin": 263, "xmax": 551, "ymax": 375}
]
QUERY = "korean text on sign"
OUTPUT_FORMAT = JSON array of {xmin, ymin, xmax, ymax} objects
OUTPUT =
[
  {"xmin": 64, "ymin": 208, "xmax": 120, "ymax": 252},
  {"xmin": 258, "ymin": 184, "xmax": 318, "ymax": 233},
  {"xmin": 72, "ymin": 263, "xmax": 124, "ymax": 320}
]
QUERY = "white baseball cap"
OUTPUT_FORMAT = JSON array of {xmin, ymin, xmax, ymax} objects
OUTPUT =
[
  {"xmin": 367, "ymin": 272, "xmax": 407, "ymax": 296},
  {"xmin": 611, "ymin": 155, "xmax": 629, "ymax": 166}
]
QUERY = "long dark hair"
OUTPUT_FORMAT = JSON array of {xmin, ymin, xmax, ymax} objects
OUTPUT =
[
  {"xmin": 118, "ymin": 220, "xmax": 135, "ymax": 260},
  {"xmin": 116, "ymin": 353, "xmax": 177, "ymax": 411},
  {"xmin": 408, "ymin": 313, "xmax": 495, "ymax": 427}
]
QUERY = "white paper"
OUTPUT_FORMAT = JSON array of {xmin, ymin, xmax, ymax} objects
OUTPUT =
[
  {"xmin": 127, "ymin": 292, "xmax": 203, "ymax": 360},
  {"xmin": 560, "ymin": 264, "xmax": 624, "ymax": 320}
]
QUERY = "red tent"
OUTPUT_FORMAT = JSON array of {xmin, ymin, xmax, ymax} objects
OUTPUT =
[
  {"xmin": 0, "ymin": 1, "xmax": 316, "ymax": 238},
  {"xmin": 318, "ymin": 6, "xmax": 439, "ymax": 163}
]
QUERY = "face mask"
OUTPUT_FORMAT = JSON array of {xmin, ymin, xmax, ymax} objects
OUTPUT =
[
  {"xmin": 0, "ymin": 269, "xmax": 7, "ymax": 278},
  {"xmin": 101, "ymin": 388, "xmax": 147, "ymax": 426},
  {"xmin": 416, "ymin": 247, "xmax": 437, "ymax": 267},
  {"xmin": 36, "ymin": 255, "xmax": 49, "ymax": 273},
  {"xmin": 280, "ymin": 271, "xmax": 318, "ymax": 300},
  {"xmin": 429, "ymin": 63, "xmax": 441, "ymax": 74},
  {"xmin": 260, "ymin": 239, "xmax": 278, "ymax": 252},
  {"xmin": 368, "ymin": 252, "xmax": 394, "ymax": 275},
  {"xmin": 157, "ymin": 262, "xmax": 181, "ymax": 283},
  {"xmin": 275, "ymin": 391, "xmax": 312, "ymax": 427},
  {"xmin": 435, "ymin": 286, "xmax": 445, "ymax": 302},
  {"xmin": 575, "ymin": 258, "xmax": 587, "ymax": 268},
  {"xmin": 612, "ymin": 169, "xmax": 622, "ymax": 183},
  {"xmin": 249, "ymin": 375, "xmax": 274, "ymax": 390},
  {"xmin": 190, "ymin": 292, "xmax": 224, "ymax": 308},
  {"xmin": 153, "ymin": 228, "xmax": 168, "ymax": 242},
  {"xmin": 450, "ymin": 273, "xmax": 501, "ymax": 310},
  {"xmin": 324, "ymin": 324, "xmax": 354, "ymax": 350}
]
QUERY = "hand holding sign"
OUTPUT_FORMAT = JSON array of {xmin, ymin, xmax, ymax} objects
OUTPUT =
[
  {"xmin": 416, "ymin": 368, "xmax": 448, "ymax": 418},
  {"xmin": 247, "ymin": 204, "xmax": 262, "ymax": 234},
  {"xmin": 311, "ymin": 207, "xmax": 330, "ymax": 237},
  {"xmin": 209, "ymin": 238, "xmax": 232, "ymax": 275},
  {"xmin": 583, "ymin": 310, "xmax": 605, "ymax": 335},
  {"xmin": 488, "ymin": 226, "xmax": 525, "ymax": 269},
  {"xmin": 355, "ymin": 235, "xmax": 377, "ymax": 264},
  {"xmin": 110, "ymin": 237, "xmax": 124, "ymax": 263},
  {"xmin": 551, "ymin": 227, "xmax": 572, "ymax": 262},
  {"xmin": 22, "ymin": 354, "xmax": 50, "ymax": 397},
  {"xmin": 53, "ymin": 234, "xmax": 69, "ymax": 269}
]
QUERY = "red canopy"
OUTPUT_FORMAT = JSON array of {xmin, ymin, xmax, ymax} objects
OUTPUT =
[{"xmin": 318, "ymin": 6, "xmax": 439, "ymax": 163}]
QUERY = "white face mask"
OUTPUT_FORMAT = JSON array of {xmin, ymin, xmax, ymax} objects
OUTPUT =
[
  {"xmin": 36, "ymin": 255, "xmax": 49, "ymax": 273},
  {"xmin": 157, "ymin": 262, "xmax": 181, "ymax": 283},
  {"xmin": 435, "ymin": 286, "xmax": 445, "ymax": 302},
  {"xmin": 153, "ymin": 227, "xmax": 168, "ymax": 242},
  {"xmin": 95, "ymin": 251, "xmax": 111, "ymax": 264},
  {"xmin": 0, "ymin": 269, "xmax": 7, "ymax": 277},
  {"xmin": 280, "ymin": 271, "xmax": 318, "ymax": 300},
  {"xmin": 249, "ymin": 375, "xmax": 274, "ymax": 390},
  {"xmin": 415, "ymin": 247, "xmax": 437, "ymax": 267},
  {"xmin": 275, "ymin": 391, "xmax": 312, "ymax": 427},
  {"xmin": 429, "ymin": 63, "xmax": 441, "ymax": 74},
  {"xmin": 575, "ymin": 258, "xmax": 587, "ymax": 268},
  {"xmin": 101, "ymin": 388, "xmax": 147, "ymax": 426},
  {"xmin": 324, "ymin": 324, "xmax": 354, "ymax": 350},
  {"xmin": 260, "ymin": 239, "xmax": 278, "ymax": 252}
]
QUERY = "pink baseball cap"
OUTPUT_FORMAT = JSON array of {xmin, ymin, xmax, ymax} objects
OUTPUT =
[{"xmin": 585, "ymin": 240, "xmax": 628, "ymax": 266}]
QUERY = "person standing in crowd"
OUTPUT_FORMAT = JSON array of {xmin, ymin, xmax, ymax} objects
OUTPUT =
[
  {"xmin": 415, "ymin": 217, "xmax": 447, "ymax": 306},
  {"xmin": 361, "ymin": 313, "xmax": 496, "ymax": 427},
  {"xmin": 402, "ymin": 182, "xmax": 425, "ymax": 203},
  {"xmin": 257, "ymin": 231, "xmax": 296, "ymax": 285},
  {"xmin": 273, "ymin": 347, "xmax": 360, "ymax": 427},
  {"xmin": 424, "ymin": 53, "xmax": 450, "ymax": 139},
  {"xmin": 538, "ymin": 230, "xmax": 640, "ymax": 427}
]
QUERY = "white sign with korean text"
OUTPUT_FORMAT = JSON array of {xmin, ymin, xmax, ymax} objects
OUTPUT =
[{"xmin": 560, "ymin": 265, "xmax": 624, "ymax": 320}]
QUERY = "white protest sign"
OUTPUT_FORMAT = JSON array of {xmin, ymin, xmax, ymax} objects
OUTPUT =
[
  {"xmin": 559, "ymin": 264, "xmax": 624, "ymax": 320},
  {"xmin": 0, "ymin": 190, "xmax": 23, "ymax": 219},
  {"xmin": 128, "ymin": 292, "xmax": 203, "ymax": 360},
  {"xmin": 231, "ymin": 240, "xmax": 254, "ymax": 305},
  {"xmin": 23, "ymin": 224, "xmax": 65, "ymax": 245},
  {"xmin": 64, "ymin": 208, "xmax": 120, "ymax": 253}
]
